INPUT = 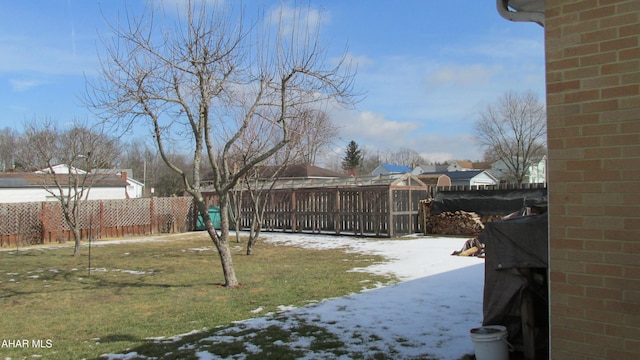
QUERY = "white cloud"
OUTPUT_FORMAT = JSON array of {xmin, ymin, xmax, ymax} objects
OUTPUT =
[
  {"xmin": 336, "ymin": 110, "xmax": 422, "ymax": 143},
  {"xmin": 0, "ymin": 35, "xmax": 96, "ymax": 76},
  {"xmin": 328, "ymin": 109, "xmax": 482, "ymax": 163},
  {"xmin": 9, "ymin": 78, "xmax": 48, "ymax": 92},
  {"xmin": 268, "ymin": 3, "xmax": 329, "ymax": 39},
  {"xmin": 339, "ymin": 53, "xmax": 374, "ymax": 70},
  {"xmin": 424, "ymin": 64, "xmax": 502, "ymax": 89}
]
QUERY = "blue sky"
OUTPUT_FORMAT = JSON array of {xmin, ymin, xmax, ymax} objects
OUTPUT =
[{"xmin": 0, "ymin": 1, "xmax": 545, "ymax": 163}]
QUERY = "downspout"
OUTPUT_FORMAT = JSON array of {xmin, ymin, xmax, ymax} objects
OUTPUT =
[{"xmin": 497, "ymin": 0, "xmax": 545, "ymax": 27}]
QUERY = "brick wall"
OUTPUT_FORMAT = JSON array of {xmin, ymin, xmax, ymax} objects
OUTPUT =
[{"xmin": 545, "ymin": 1, "xmax": 639, "ymax": 359}]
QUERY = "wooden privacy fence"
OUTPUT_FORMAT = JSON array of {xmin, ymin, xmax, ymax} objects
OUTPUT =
[
  {"xmin": 237, "ymin": 185, "xmax": 428, "ymax": 237},
  {"xmin": 0, "ymin": 197, "xmax": 196, "ymax": 247}
]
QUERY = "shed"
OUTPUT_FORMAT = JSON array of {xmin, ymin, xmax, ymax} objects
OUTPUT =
[
  {"xmin": 416, "ymin": 173, "xmax": 451, "ymax": 187},
  {"xmin": 234, "ymin": 172, "xmax": 429, "ymax": 237}
]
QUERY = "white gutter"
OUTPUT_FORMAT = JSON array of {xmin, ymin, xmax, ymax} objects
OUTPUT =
[{"xmin": 497, "ymin": 0, "xmax": 545, "ymax": 27}]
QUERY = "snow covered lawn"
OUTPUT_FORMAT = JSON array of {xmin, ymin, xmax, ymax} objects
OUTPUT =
[{"xmin": 102, "ymin": 232, "xmax": 485, "ymax": 360}]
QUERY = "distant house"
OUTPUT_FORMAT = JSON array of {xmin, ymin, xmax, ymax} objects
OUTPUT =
[
  {"xmin": 417, "ymin": 170, "xmax": 498, "ymax": 187},
  {"xmin": 411, "ymin": 164, "xmax": 448, "ymax": 175},
  {"xmin": 200, "ymin": 163, "xmax": 346, "ymax": 206},
  {"xmin": 489, "ymin": 156, "xmax": 547, "ymax": 184},
  {"xmin": 370, "ymin": 164, "xmax": 412, "ymax": 176},
  {"xmin": 0, "ymin": 172, "xmax": 129, "ymax": 203},
  {"xmin": 446, "ymin": 170, "xmax": 498, "ymax": 186},
  {"xmin": 36, "ymin": 164, "xmax": 86, "ymax": 175},
  {"xmin": 447, "ymin": 160, "xmax": 492, "ymax": 172},
  {"xmin": 92, "ymin": 169, "xmax": 145, "ymax": 198}
]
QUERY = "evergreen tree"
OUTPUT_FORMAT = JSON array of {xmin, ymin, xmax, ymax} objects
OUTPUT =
[{"xmin": 342, "ymin": 140, "xmax": 363, "ymax": 175}]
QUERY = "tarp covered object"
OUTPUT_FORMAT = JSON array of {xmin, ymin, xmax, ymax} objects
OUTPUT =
[
  {"xmin": 431, "ymin": 188, "xmax": 547, "ymax": 215},
  {"xmin": 479, "ymin": 213, "xmax": 548, "ymax": 356}
]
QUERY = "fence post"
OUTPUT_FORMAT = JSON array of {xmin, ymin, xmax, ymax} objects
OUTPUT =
[
  {"xmin": 150, "ymin": 197, "xmax": 156, "ymax": 235},
  {"xmin": 388, "ymin": 189, "xmax": 395, "ymax": 237},
  {"xmin": 291, "ymin": 189, "xmax": 296, "ymax": 232},
  {"xmin": 99, "ymin": 201, "xmax": 105, "ymax": 240},
  {"xmin": 335, "ymin": 190, "xmax": 341, "ymax": 235},
  {"xmin": 40, "ymin": 202, "xmax": 46, "ymax": 244}
]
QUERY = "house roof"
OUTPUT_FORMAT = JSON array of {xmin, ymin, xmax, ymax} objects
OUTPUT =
[
  {"xmin": 0, "ymin": 172, "xmax": 128, "ymax": 188},
  {"xmin": 252, "ymin": 163, "xmax": 346, "ymax": 179},
  {"xmin": 380, "ymin": 164, "xmax": 412, "ymax": 173},
  {"xmin": 452, "ymin": 160, "xmax": 473, "ymax": 169},
  {"xmin": 92, "ymin": 168, "xmax": 144, "ymax": 185},
  {"xmin": 415, "ymin": 164, "xmax": 449, "ymax": 172},
  {"xmin": 420, "ymin": 170, "xmax": 493, "ymax": 181},
  {"xmin": 443, "ymin": 170, "xmax": 485, "ymax": 180},
  {"xmin": 93, "ymin": 168, "xmax": 135, "ymax": 178},
  {"xmin": 450, "ymin": 161, "xmax": 492, "ymax": 170},
  {"xmin": 471, "ymin": 161, "xmax": 493, "ymax": 170}
]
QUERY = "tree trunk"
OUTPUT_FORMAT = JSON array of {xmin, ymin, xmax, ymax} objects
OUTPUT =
[
  {"xmin": 246, "ymin": 210, "xmax": 262, "ymax": 255},
  {"xmin": 233, "ymin": 192, "xmax": 242, "ymax": 243},
  {"xmin": 214, "ymin": 232, "xmax": 238, "ymax": 287},
  {"xmin": 72, "ymin": 227, "xmax": 82, "ymax": 257},
  {"xmin": 202, "ymin": 199, "xmax": 239, "ymax": 287},
  {"xmin": 246, "ymin": 230, "xmax": 258, "ymax": 255}
]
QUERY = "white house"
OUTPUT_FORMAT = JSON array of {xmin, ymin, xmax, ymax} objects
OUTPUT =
[
  {"xmin": 446, "ymin": 170, "xmax": 499, "ymax": 187},
  {"xmin": 490, "ymin": 156, "xmax": 547, "ymax": 184},
  {"xmin": 0, "ymin": 171, "xmax": 129, "ymax": 203},
  {"xmin": 92, "ymin": 169, "xmax": 145, "ymax": 198},
  {"xmin": 446, "ymin": 160, "xmax": 493, "ymax": 172},
  {"xmin": 36, "ymin": 164, "xmax": 86, "ymax": 175}
]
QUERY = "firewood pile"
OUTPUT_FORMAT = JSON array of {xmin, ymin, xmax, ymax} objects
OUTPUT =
[{"xmin": 425, "ymin": 210, "xmax": 485, "ymax": 236}]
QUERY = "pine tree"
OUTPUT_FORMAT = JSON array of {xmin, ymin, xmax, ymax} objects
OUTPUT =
[{"xmin": 342, "ymin": 140, "xmax": 363, "ymax": 175}]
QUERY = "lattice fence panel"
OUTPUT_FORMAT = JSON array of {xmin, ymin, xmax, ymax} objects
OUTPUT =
[
  {"xmin": 102, "ymin": 198, "xmax": 152, "ymax": 228},
  {"xmin": 41, "ymin": 201, "xmax": 65, "ymax": 242},
  {"xmin": 0, "ymin": 202, "xmax": 42, "ymax": 246},
  {"xmin": 154, "ymin": 197, "xmax": 195, "ymax": 233},
  {"xmin": 78, "ymin": 200, "xmax": 102, "ymax": 231}
]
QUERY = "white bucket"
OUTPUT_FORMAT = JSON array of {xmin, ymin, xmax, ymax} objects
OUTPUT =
[{"xmin": 469, "ymin": 325, "xmax": 509, "ymax": 360}]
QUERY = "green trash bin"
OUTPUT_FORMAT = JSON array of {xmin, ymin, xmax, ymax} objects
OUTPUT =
[{"xmin": 196, "ymin": 206, "xmax": 220, "ymax": 230}]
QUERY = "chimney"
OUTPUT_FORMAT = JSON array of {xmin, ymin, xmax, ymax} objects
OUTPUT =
[{"xmin": 120, "ymin": 171, "xmax": 128, "ymax": 182}]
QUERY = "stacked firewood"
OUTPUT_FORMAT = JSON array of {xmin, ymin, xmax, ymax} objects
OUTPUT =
[{"xmin": 424, "ymin": 210, "xmax": 485, "ymax": 236}]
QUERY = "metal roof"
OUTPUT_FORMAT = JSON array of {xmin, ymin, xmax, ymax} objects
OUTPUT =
[
  {"xmin": 420, "ymin": 170, "xmax": 486, "ymax": 181},
  {"xmin": 202, "ymin": 173, "xmax": 427, "ymax": 192},
  {"xmin": 380, "ymin": 164, "xmax": 412, "ymax": 173}
]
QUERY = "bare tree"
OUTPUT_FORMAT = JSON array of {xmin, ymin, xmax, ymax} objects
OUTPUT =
[
  {"xmin": 0, "ymin": 128, "xmax": 19, "ymax": 172},
  {"xmin": 379, "ymin": 147, "xmax": 425, "ymax": 167},
  {"xmin": 474, "ymin": 90, "xmax": 547, "ymax": 184},
  {"xmin": 118, "ymin": 138, "xmax": 161, "ymax": 196},
  {"xmin": 287, "ymin": 108, "xmax": 338, "ymax": 165},
  {"xmin": 360, "ymin": 148, "xmax": 380, "ymax": 175},
  {"xmin": 17, "ymin": 120, "xmax": 119, "ymax": 256},
  {"xmin": 86, "ymin": 2, "xmax": 355, "ymax": 287},
  {"xmin": 233, "ymin": 105, "xmax": 334, "ymax": 249}
]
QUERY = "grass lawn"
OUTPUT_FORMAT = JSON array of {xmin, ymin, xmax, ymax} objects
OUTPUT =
[{"xmin": 0, "ymin": 232, "xmax": 393, "ymax": 359}]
